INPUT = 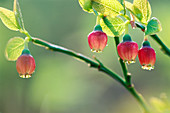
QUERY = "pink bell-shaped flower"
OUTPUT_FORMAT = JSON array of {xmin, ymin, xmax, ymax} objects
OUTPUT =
[
  {"xmin": 117, "ymin": 34, "xmax": 138, "ymax": 64},
  {"xmin": 88, "ymin": 25, "xmax": 108, "ymax": 53},
  {"xmin": 16, "ymin": 49, "xmax": 36, "ymax": 78},
  {"xmin": 138, "ymin": 40, "xmax": 156, "ymax": 70}
]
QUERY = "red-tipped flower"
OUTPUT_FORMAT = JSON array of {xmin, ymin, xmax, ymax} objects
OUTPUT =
[
  {"xmin": 117, "ymin": 34, "xmax": 138, "ymax": 64},
  {"xmin": 138, "ymin": 40, "xmax": 156, "ymax": 70},
  {"xmin": 16, "ymin": 49, "xmax": 36, "ymax": 78},
  {"xmin": 88, "ymin": 25, "xmax": 108, "ymax": 52}
]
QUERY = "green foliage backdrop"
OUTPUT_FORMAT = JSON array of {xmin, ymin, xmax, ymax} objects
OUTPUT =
[{"xmin": 0, "ymin": 0, "xmax": 170, "ymax": 113}]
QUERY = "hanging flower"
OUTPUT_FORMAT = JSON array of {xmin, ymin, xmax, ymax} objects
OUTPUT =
[
  {"xmin": 117, "ymin": 34, "xmax": 138, "ymax": 64},
  {"xmin": 16, "ymin": 49, "xmax": 36, "ymax": 78},
  {"xmin": 88, "ymin": 25, "xmax": 108, "ymax": 52},
  {"xmin": 138, "ymin": 40, "xmax": 156, "ymax": 70}
]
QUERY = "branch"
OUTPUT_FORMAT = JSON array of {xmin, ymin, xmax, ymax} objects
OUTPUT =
[
  {"xmin": 31, "ymin": 37, "xmax": 126, "ymax": 86},
  {"xmin": 150, "ymin": 34, "xmax": 170, "ymax": 56}
]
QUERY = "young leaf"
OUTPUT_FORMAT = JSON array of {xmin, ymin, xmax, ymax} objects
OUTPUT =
[
  {"xmin": 147, "ymin": 1, "xmax": 152, "ymax": 22},
  {"xmin": 101, "ymin": 16, "xmax": 125, "ymax": 37},
  {"xmin": 125, "ymin": 1, "xmax": 142, "ymax": 21},
  {"xmin": 125, "ymin": 1, "xmax": 152, "ymax": 24},
  {"xmin": 5, "ymin": 37, "xmax": 25, "ymax": 61},
  {"xmin": 13, "ymin": 0, "xmax": 25, "ymax": 30},
  {"xmin": 78, "ymin": 0, "xmax": 93, "ymax": 13},
  {"xmin": 133, "ymin": 0, "xmax": 148, "ymax": 24},
  {"xmin": 0, "ymin": 7, "xmax": 20, "ymax": 31},
  {"xmin": 145, "ymin": 17, "xmax": 162, "ymax": 35},
  {"xmin": 92, "ymin": 0, "xmax": 123, "ymax": 18}
]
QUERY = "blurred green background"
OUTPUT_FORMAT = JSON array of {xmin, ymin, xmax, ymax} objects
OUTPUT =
[{"xmin": 0, "ymin": 0, "xmax": 170, "ymax": 113}]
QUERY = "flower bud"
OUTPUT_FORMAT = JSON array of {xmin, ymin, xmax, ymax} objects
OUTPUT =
[
  {"xmin": 130, "ymin": 21, "xmax": 137, "ymax": 29},
  {"xmin": 16, "ymin": 49, "xmax": 36, "ymax": 78},
  {"xmin": 117, "ymin": 34, "xmax": 138, "ymax": 64},
  {"xmin": 138, "ymin": 41, "xmax": 156, "ymax": 70},
  {"xmin": 88, "ymin": 25, "xmax": 108, "ymax": 52}
]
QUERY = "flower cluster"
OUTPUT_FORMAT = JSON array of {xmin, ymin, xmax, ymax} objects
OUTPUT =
[
  {"xmin": 88, "ymin": 26, "xmax": 156, "ymax": 70},
  {"xmin": 117, "ymin": 35, "xmax": 156, "ymax": 70}
]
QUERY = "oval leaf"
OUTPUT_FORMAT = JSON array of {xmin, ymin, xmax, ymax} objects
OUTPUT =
[
  {"xmin": 145, "ymin": 17, "xmax": 162, "ymax": 35},
  {"xmin": 13, "ymin": 0, "xmax": 25, "ymax": 30},
  {"xmin": 133, "ymin": 0, "xmax": 148, "ymax": 24},
  {"xmin": 125, "ymin": 1, "xmax": 142, "ymax": 21},
  {"xmin": 0, "ymin": 7, "xmax": 20, "ymax": 31},
  {"xmin": 5, "ymin": 37, "xmax": 25, "ymax": 61},
  {"xmin": 125, "ymin": 1, "xmax": 152, "ymax": 24},
  {"xmin": 147, "ymin": 1, "xmax": 152, "ymax": 22},
  {"xmin": 101, "ymin": 16, "xmax": 125, "ymax": 37},
  {"xmin": 92, "ymin": 0, "xmax": 123, "ymax": 18},
  {"xmin": 78, "ymin": 0, "xmax": 93, "ymax": 13}
]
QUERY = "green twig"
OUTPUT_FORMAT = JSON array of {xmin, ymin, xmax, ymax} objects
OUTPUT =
[
  {"xmin": 31, "ymin": 37, "xmax": 150, "ymax": 112},
  {"xmin": 150, "ymin": 34, "xmax": 170, "ymax": 56},
  {"xmin": 31, "ymin": 37, "xmax": 126, "ymax": 86},
  {"xmin": 127, "ymin": 86, "xmax": 150, "ymax": 113},
  {"xmin": 32, "ymin": 38, "xmax": 150, "ymax": 113},
  {"xmin": 31, "ymin": 37, "xmax": 150, "ymax": 113}
]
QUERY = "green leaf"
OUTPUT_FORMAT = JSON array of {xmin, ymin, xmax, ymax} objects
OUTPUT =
[
  {"xmin": 78, "ymin": 0, "xmax": 93, "ymax": 13},
  {"xmin": 124, "ymin": 1, "xmax": 133, "ymax": 11},
  {"xmin": 101, "ymin": 16, "xmax": 125, "ymax": 37},
  {"xmin": 5, "ymin": 37, "xmax": 25, "ymax": 61},
  {"xmin": 13, "ymin": 0, "xmax": 25, "ymax": 30},
  {"xmin": 92, "ymin": 0, "xmax": 124, "ymax": 18},
  {"xmin": 0, "ymin": 7, "xmax": 20, "ymax": 31},
  {"xmin": 147, "ymin": 1, "xmax": 152, "ymax": 22},
  {"xmin": 145, "ymin": 17, "xmax": 162, "ymax": 35},
  {"xmin": 133, "ymin": 0, "xmax": 148, "ymax": 23},
  {"xmin": 125, "ymin": 1, "xmax": 142, "ymax": 21},
  {"xmin": 125, "ymin": 1, "xmax": 152, "ymax": 24}
]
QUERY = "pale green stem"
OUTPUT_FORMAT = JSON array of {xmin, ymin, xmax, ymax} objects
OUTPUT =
[
  {"xmin": 96, "ymin": 16, "xmax": 101, "ymax": 25},
  {"xmin": 125, "ymin": 21, "xmax": 129, "ymax": 34}
]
